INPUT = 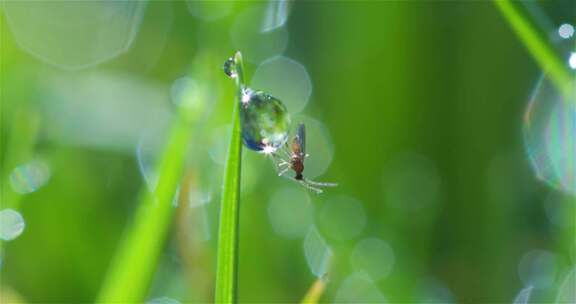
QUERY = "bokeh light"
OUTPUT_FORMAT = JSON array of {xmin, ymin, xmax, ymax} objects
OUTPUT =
[
  {"xmin": 569, "ymin": 52, "xmax": 576, "ymax": 69},
  {"xmin": 350, "ymin": 237, "xmax": 395, "ymax": 280},
  {"xmin": 318, "ymin": 196, "xmax": 366, "ymax": 241},
  {"xmin": 518, "ymin": 249, "xmax": 557, "ymax": 289},
  {"xmin": 303, "ymin": 227, "xmax": 333, "ymax": 278},
  {"xmin": 334, "ymin": 272, "xmax": 387, "ymax": 303},
  {"xmin": 267, "ymin": 188, "xmax": 313, "ymax": 239},
  {"xmin": 556, "ymin": 267, "xmax": 576, "ymax": 303},
  {"xmin": 381, "ymin": 152, "xmax": 441, "ymax": 211},
  {"xmin": 512, "ymin": 285, "xmax": 533, "ymax": 304},
  {"xmin": 9, "ymin": 160, "xmax": 51, "ymax": 194},
  {"xmin": 230, "ymin": 6, "xmax": 289, "ymax": 63},
  {"xmin": 186, "ymin": 0, "xmax": 234, "ymax": 21},
  {"xmin": 3, "ymin": 1, "xmax": 145, "ymax": 69},
  {"xmin": 146, "ymin": 296, "xmax": 181, "ymax": 304},
  {"xmin": 252, "ymin": 56, "xmax": 312, "ymax": 114},
  {"xmin": 523, "ymin": 76, "xmax": 576, "ymax": 196},
  {"xmin": 0, "ymin": 209, "xmax": 25, "ymax": 241},
  {"xmin": 558, "ymin": 23, "xmax": 574, "ymax": 39},
  {"xmin": 261, "ymin": 0, "xmax": 292, "ymax": 32},
  {"xmin": 414, "ymin": 277, "xmax": 455, "ymax": 303}
]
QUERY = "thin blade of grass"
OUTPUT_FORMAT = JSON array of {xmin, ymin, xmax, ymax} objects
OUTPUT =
[
  {"xmin": 301, "ymin": 278, "xmax": 328, "ymax": 304},
  {"xmin": 493, "ymin": 0, "xmax": 574, "ymax": 100},
  {"xmin": 214, "ymin": 51, "xmax": 244, "ymax": 304},
  {"xmin": 97, "ymin": 71, "xmax": 207, "ymax": 303}
]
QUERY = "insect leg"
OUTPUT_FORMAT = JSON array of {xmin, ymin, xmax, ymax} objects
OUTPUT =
[
  {"xmin": 304, "ymin": 179, "xmax": 338, "ymax": 188},
  {"xmin": 298, "ymin": 180, "xmax": 323, "ymax": 194}
]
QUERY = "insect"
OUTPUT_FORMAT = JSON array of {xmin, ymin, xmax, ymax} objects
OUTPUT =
[{"xmin": 273, "ymin": 123, "xmax": 337, "ymax": 194}]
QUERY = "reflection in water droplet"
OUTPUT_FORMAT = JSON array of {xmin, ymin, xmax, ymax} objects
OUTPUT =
[
  {"xmin": 268, "ymin": 188, "xmax": 313, "ymax": 239},
  {"xmin": 303, "ymin": 227, "xmax": 333, "ymax": 278},
  {"xmin": 523, "ymin": 76, "xmax": 576, "ymax": 196},
  {"xmin": 382, "ymin": 152, "xmax": 440, "ymax": 211},
  {"xmin": 518, "ymin": 249, "xmax": 557, "ymax": 289},
  {"xmin": 3, "ymin": 1, "xmax": 145, "ymax": 69},
  {"xmin": 318, "ymin": 196, "xmax": 366, "ymax": 241},
  {"xmin": 186, "ymin": 0, "xmax": 234, "ymax": 21},
  {"xmin": 240, "ymin": 88, "xmax": 291, "ymax": 152},
  {"xmin": 252, "ymin": 56, "xmax": 312, "ymax": 114},
  {"xmin": 289, "ymin": 115, "xmax": 334, "ymax": 179},
  {"xmin": 512, "ymin": 285, "xmax": 533, "ymax": 304},
  {"xmin": 146, "ymin": 296, "xmax": 181, "ymax": 304},
  {"xmin": 223, "ymin": 57, "xmax": 238, "ymax": 79},
  {"xmin": 0, "ymin": 209, "xmax": 25, "ymax": 241},
  {"xmin": 261, "ymin": 0, "xmax": 292, "ymax": 32},
  {"xmin": 230, "ymin": 7, "xmax": 289, "ymax": 63},
  {"xmin": 9, "ymin": 160, "xmax": 51, "ymax": 194},
  {"xmin": 334, "ymin": 272, "xmax": 387, "ymax": 303},
  {"xmin": 350, "ymin": 238, "xmax": 395, "ymax": 280},
  {"xmin": 556, "ymin": 267, "xmax": 576, "ymax": 303},
  {"xmin": 558, "ymin": 23, "xmax": 574, "ymax": 39}
]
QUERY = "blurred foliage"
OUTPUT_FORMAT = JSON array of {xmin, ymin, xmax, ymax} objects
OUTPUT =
[{"xmin": 1, "ymin": 1, "xmax": 575, "ymax": 303}]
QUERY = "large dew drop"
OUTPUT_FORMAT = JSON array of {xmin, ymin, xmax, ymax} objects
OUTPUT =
[{"xmin": 239, "ymin": 88, "xmax": 290, "ymax": 152}]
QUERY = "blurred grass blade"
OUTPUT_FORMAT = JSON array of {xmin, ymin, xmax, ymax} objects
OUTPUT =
[
  {"xmin": 215, "ymin": 51, "xmax": 244, "ymax": 304},
  {"xmin": 97, "ymin": 72, "xmax": 207, "ymax": 303},
  {"xmin": 493, "ymin": 0, "xmax": 574, "ymax": 100},
  {"xmin": 301, "ymin": 278, "xmax": 328, "ymax": 304}
]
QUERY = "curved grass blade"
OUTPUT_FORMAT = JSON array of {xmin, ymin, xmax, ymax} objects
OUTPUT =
[
  {"xmin": 301, "ymin": 277, "xmax": 328, "ymax": 304},
  {"xmin": 492, "ymin": 0, "xmax": 574, "ymax": 100},
  {"xmin": 214, "ymin": 51, "xmax": 244, "ymax": 303},
  {"xmin": 97, "ymin": 66, "xmax": 208, "ymax": 303}
]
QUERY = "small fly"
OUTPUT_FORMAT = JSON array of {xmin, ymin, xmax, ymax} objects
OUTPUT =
[{"xmin": 273, "ymin": 123, "xmax": 337, "ymax": 194}]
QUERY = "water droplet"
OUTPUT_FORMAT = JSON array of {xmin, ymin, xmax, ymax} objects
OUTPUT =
[
  {"xmin": 3, "ymin": 2, "xmax": 145, "ymax": 69},
  {"xmin": 239, "ymin": 88, "xmax": 291, "ymax": 152},
  {"xmin": 0, "ymin": 209, "xmax": 25, "ymax": 241},
  {"xmin": 252, "ymin": 56, "xmax": 312, "ymax": 113},
  {"xmin": 303, "ymin": 227, "xmax": 333, "ymax": 278},
  {"xmin": 268, "ymin": 188, "xmax": 313, "ymax": 239},
  {"xmin": 523, "ymin": 76, "xmax": 576, "ymax": 196},
  {"xmin": 350, "ymin": 238, "xmax": 395, "ymax": 280},
  {"xmin": 558, "ymin": 23, "xmax": 574, "ymax": 39},
  {"xmin": 318, "ymin": 196, "xmax": 366, "ymax": 241},
  {"xmin": 9, "ymin": 160, "xmax": 51, "ymax": 194},
  {"xmin": 518, "ymin": 249, "xmax": 557, "ymax": 289},
  {"xmin": 223, "ymin": 57, "xmax": 237, "ymax": 78},
  {"xmin": 512, "ymin": 286, "xmax": 534, "ymax": 304},
  {"xmin": 334, "ymin": 272, "xmax": 387, "ymax": 303}
]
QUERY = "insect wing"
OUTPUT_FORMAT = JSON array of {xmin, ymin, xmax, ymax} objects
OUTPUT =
[{"xmin": 296, "ymin": 123, "xmax": 306, "ymax": 156}]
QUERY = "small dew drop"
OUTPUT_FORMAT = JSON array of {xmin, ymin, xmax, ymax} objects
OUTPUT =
[
  {"xmin": 0, "ymin": 209, "xmax": 25, "ymax": 241},
  {"xmin": 558, "ymin": 23, "xmax": 574, "ymax": 39},
  {"xmin": 223, "ymin": 57, "xmax": 237, "ymax": 78}
]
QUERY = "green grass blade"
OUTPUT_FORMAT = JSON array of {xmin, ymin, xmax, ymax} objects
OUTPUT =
[
  {"xmin": 493, "ymin": 0, "xmax": 574, "ymax": 100},
  {"xmin": 214, "ymin": 51, "xmax": 245, "ymax": 304},
  {"xmin": 97, "ymin": 75, "xmax": 207, "ymax": 303},
  {"xmin": 301, "ymin": 278, "xmax": 328, "ymax": 304}
]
